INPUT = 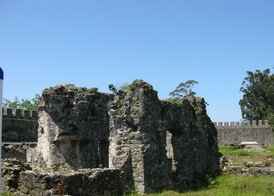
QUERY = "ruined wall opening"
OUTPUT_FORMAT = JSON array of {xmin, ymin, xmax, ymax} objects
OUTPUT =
[
  {"xmin": 166, "ymin": 130, "xmax": 176, "ymax": 172},
  {"xmin": 98, "ymin": 139, "xmax": 109, "ymax": 167}
]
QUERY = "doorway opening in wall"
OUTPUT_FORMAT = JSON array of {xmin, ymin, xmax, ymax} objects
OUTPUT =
[
  {"xmin": 166, "ymin": 131, "xmax": 176, "ymax": 172},
  {"xmin": 98, "ymin": 139, "xmax": 109, "ymax": 168}
]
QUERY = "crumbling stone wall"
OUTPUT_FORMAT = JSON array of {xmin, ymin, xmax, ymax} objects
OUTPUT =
[
  {"xmin": 161, "ymin": 97, "xmax": 219, "ymax": 190},
  {"xmin": 3, "ymin": 81, "xmax": 220, "ymax": 194},
  {"xmin": 109, "ymin": 80, "xmax": 220, "ymax": 193},
  {"xmin": 2, "ymin": 159, "xmax": 124, "ymax": 196},
  {"xmin": 187, "ymin": 97, "xmax": 220, "ymax": 179},
  {"xmin": 109, "ymin": 81, "xmax": 171, "ymax": 193},
  {"xmin": 161, "ymin": 100, "xmax": 198, "ymax": 189},
  {"xmin": 34, "ymin": 85, "xmax": 110, "ymax": 169}
]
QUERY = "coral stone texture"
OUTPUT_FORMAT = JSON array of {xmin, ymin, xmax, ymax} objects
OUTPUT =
[
  {"xmin": 34, "ymin": 85, "xmax": 110, "ymax": 169},
  {"xmin": 3, "ymin": 81, "xmax": 220, "ymax": 195},
  {"xmin": 109, "ymin": 80, "xmax": 220, "ymax": 192},
  {"xmin": 2, "ymin": 160, "xmax": 123, "ymax": 196},
  {"xmin": 109, "ymin": 81, "xmax": 171, "ymax": 193}
]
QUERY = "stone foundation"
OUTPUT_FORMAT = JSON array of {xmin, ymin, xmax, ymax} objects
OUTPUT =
[{"xmin": 2, "ymin": 160, "xmax": 123, "ymax": 196}]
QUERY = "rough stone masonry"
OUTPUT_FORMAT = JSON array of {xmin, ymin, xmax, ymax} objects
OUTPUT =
[
  {"xmin": 108, "ymin": 81, "xmax": 219, "ymax": 192},
  {"xmin": 2, "ymin": 80, "xmax": 220, "ymax": 195},
  {"xmin": 33, "ymin": 85, "xmax": 110, "ymax": 169}
]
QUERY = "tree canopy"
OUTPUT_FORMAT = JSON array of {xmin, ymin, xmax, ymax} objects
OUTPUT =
[
  {"xmin": 239, "ymin": 68, "xmax": 274, "ymax": 127},
  {"xmin": 4, "ymin": 95, "xmax": 40, "ymax": 111},
  {"xmin": 169, "ymin": 80, "xmax": 199, "ymax": 98}
]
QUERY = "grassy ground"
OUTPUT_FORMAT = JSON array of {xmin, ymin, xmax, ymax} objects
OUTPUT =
[
  {"xmin": 219, "ymin": 145, "xmax": 274, "ymax": 166},
  {"xmin": 219, "ymin": 145, "xmax": 274, "ymax": 157},
  {"xmin": 127, "ymin": 175, "xmax": 274, "ymax": 196}
]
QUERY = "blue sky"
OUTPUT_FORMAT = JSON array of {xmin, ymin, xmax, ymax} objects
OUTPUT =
[{"xmin": 0, "ymin": 0, "xmax": 273, "ymax": 121}]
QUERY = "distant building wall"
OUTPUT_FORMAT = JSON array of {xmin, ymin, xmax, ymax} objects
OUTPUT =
[
  {"xmin": 215, "ymin": 120, "xmax": 273, "ymax": 146},
  {"xmin": 2, "ymin": 107, "xmax": 38, "ymax": 142}
]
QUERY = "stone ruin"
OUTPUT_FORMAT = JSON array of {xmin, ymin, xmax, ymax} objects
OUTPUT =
[
  {"xmin": 33, "ymin": 85, "xmax": 110, "ymax": 169},
  {"xmin": 2, "ymin": 80, "xmax": 220, "ymax": 195}
]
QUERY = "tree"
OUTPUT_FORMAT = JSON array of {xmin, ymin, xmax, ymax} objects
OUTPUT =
[
  {"xmin": 108, "ymin": 83, "xmax": 130, "ymax": 94},
  {"xmin": 239, "ymin": 69, "xmax": 274, "ymax": 125},
  {"xmin": 108, "ymin": 84, "xmax": 118, "ymax": 94},
  {"xmin": 4, "ymin": 94, "xmax": 40, "ymax": 110},
  {"xmin": 169, "ymin": 80, "xmax": 199, "ymax": 98}
]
